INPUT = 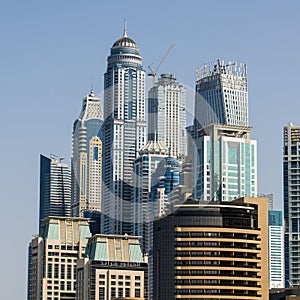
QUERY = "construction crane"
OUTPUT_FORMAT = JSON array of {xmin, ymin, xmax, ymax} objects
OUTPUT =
[{"xmin": 148, "ymin": 44, "xmax": 174, "ymax": 87}]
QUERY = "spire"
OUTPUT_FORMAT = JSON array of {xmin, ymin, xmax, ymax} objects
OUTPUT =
[
  {"xmin": 89, "ymin": 85, "xmax": 94, "ymax": 97},
  {"xmin": 123, "ymin": 19, "xmax": 127, "ymax": 37}
]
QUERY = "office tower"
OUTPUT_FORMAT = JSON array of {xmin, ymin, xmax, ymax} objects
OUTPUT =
[
  {"xmin": 283, "ymin": 122, "xmax": 300, "ymax": 286},
  {"xmin": 150, "ymin": 155, "xmax": 181, "ymax": 218},
  {"xmin": 76, "ymin": 234, "xmax": 148, "ymax": 300},
  {"xmin": 27, "ymin": 217, "xmax": 91, "ymax": 300},
  {"xmin": 133, "ymin": 140, "xmax": 168, "ymax": 252},
  {"xmin": 194, "ymin": 124, "xmax": 257, "ymax": 201},
  {"xmin": 148, "ymin": 74, "xmax": 187, "ymax": 159},
  {"xmin": 169, "ymin": 160, "xmax": 192, "ymax": 205},
  {"xmin": 102, "ymin": 26, "xmax": 146, "ymax": 235},
  {"xmin": 39, "ymin": 154, "xmax": 71, "ymax": 231},
  {"xmin": 269, "ymin": 210, "xmax": 285, "ymax": 289},
  {"xmin": 194, "ymin": 59, "xmax": 248, "ymax": 130},
  {"xmin": 186, "ymin": 124, "xmax": 196, "ymax": 160},
  {"xmin": 153, "ymin": 197, "xmax": 269, "ymax": 300},
  {"xmin": 71, "ymin": 89, "xmax": 103, "ymax": 217}
]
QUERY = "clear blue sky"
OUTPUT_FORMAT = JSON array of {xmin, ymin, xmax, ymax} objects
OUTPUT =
[{"xmin": 1, "ymin": 1, "xmax": 299, "ymax": 298}]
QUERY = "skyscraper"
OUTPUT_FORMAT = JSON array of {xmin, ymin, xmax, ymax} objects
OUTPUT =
[
  {"xmin": 133, "ymin": 140, "xmax": 168, "ymax": 252},
  {"xmin": 269, "ymin": 210, "xmax": 285, "ymax": 289},
  {"xmin": 71, "ymin": 89, "xmax": 103, "ymax": 217},
  {"xmin": 150, "ymin": 155, "xmax": 181, "ymax": 218},
  {"xmin": 39, "ymin": 154, "xmax": 71, "ymax": 231},
  {"xmin": 194, "ymin": 59, "xmax": 248, "ymax": 130},
  {"xmin": 153, "ymin": 197, "xmax": 269, "ymax": 300},
  {"xmin": 194, "ymin": 124, "xmax": 257, "ymax": 201},
  {"xmin": 102, "ymin": 26, "xmax": 146, "ymax": 235},
  {"xmin": 283, "ymin": 122, "xmax": 300, "ymax": 286},
  {"xmin": 148, "ymin": 74, "xmax": 187, "ymax": 159}
]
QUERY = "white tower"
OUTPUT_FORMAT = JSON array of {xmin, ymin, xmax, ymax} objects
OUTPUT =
[{"xmin": 102, "ymin": 25, "xmax": 146, "ymax": 234}]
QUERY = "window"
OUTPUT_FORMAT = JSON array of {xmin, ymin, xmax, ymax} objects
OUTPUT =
[
  {"xmin": 118, "ymin": 288, "xmax": 123, "ymax": 297},
  {"xmin": 111, "ymin": 287, "xmax": 116, "ymax": 298},
  {"xmin": 99, "ymin": 287, "xmax": 105, "ymax": 300},
  {"xmin": 135, "ymin": 289, "xmax": 141, "ymax": 297}
]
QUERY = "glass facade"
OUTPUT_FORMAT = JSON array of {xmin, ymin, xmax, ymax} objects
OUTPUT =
[
  {"xmin": 195, "ymin": 125, "xmax": 257, "ymax": 201},
  {"xmin": 39, "ymin": 155, "xmax": 71, "ymax": 232}
]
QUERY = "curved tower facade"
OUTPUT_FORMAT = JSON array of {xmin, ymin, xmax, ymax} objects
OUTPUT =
[
  {"xmin": 71, "ymin": 89, "xmax": 103, "ymax": 217},
  {"xmin": 102, "ymin": 27, "xmax": 146, "ymax": 234}
]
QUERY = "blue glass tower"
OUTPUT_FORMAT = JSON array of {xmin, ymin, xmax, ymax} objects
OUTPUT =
[
  {"xmin": 39, "ymin": 154, "xmax": 71, "ymax": 232},
  {"xmin": 102, "ymin": 26, "xmax": 146, "ymax": 235},
  {"xmin": 150, "ymin": 156, "xmax": 181, "ymax": 217}
]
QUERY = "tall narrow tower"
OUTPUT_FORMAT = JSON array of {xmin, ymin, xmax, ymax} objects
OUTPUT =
[
  {"xmin": 102, "ymin": 25, "xmax": 146, "ymax": 235},
  {"xmin": 71, "ymin": 89, "xmax": 103, "ymax": 217},
  {"xmin": 148, "ymin": 74, "xmax": 187, "ymax": 159},
  {"xmin": 283, "ymin": 122, "xmax": 300, "ymax": 286},
  {"xmin": 39, "ymin": 154, "xmax": 71, "ymax": 231}
]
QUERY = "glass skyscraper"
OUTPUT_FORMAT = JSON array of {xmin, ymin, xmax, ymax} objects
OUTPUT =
[
  {"xmin": 133, "ymin": 140, "xmax": 168, "ymax": 252},
  {"xmin": 39, "ymin": 154, "xmax": 71, "ymax": 231},
  {"xmin": 283, "ymin": 122, "xmax": 300, "ymax": 286},
  {"xmin": 192, "ymin": 59, "xmax": 256, "ymax": 202},
  {"xmin": 148, "ymin": 74, "xmax": 187, "ymax": 159},
  {"xmin": 150, "ymin": 155, "xmax": 181, "ymax": 217},
  {"xmin": 194, "ymin": 124, "xmax": 257, "ymax": 201},
  {"xmin": 71, "ymin": 89, "xmax": 103, "ymax": 217},
  {"xmin": 102, "ymin": 27, "xmax": 146, "ymax": 235}
]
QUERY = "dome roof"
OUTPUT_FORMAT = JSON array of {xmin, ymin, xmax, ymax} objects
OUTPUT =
[
  {"xmin": 112, "ymin": 36, "xmax": 138, "ymax": 49},
  {"xmin": 112, "ymin": 24, "xmax": 138, "ymax": 49}
]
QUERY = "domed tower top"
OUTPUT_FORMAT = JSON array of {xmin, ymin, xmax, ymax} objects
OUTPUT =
[
  {"xmin": 112, "ymin": 20, "xmax": 139, "ymax": 50},
  {"xmin": 107, "ymin": 21, "xmax": 142, "ymax": 68}
]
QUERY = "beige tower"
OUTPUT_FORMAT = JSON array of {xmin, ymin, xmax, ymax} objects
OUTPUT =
[
  {"xmin": 76, "ymin": 234, "xmax": 148, "ymax": 300},
  {"xmin": 153, "ymin": 197, "xmax": 269, "ymax": 299},
  {"xmin": 27, "ymin": 217, "xmax": 91, "ymax": 300}
]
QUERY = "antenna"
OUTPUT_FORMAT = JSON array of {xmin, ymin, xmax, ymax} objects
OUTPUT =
[{"xmin": 123, "ymin": 19, "xmax": 127, "ymax": 37}]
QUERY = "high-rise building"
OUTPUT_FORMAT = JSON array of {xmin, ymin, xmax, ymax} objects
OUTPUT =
[
  {"xmin": 71, "ymin": 89, "xmax": 103, "ymax": 217},
  {"xmin": 76, "ymin": 234, "xmax": 148, "ymax": 300},
  {"xmin": 148, "ymin": 74, "xmax": 186, "ymax": 159},
  {"xmin": 39, "ymin": 154, "xmax": 71, "ymax": 231},
  {"xmin": 27, "ymin": 217, "xmax": 91, "ymax": 300},
  {"xmin": 102, "ymin": 26, "xmax": 146, "ymax": 235},
  {"xmin": 150, "ymin": 155, "xmax": 181, "ymax": 218},
  {"xmin": 194, "ymin": 124, "xmax": 257, "ymax": 201},
  {"xmin": 133, "ymin": 140, "xmax": 168, "ymax": 252},
  {"xmin": 269, "ymin": 210, "xmax": 285, "ymax": 289},
  {"xmin": 169, "ymin": 160, "xmax": 192, "ymax": 206},
  {"xmin": 153, "ymin": 197, "xmax": 269, "ymax": 300},
  {"xmin": 283, "ymin": 122, "xmax": 300, "ymax": 286},
  {"xmin": 194, "ymin": 59, "xmax": 248, "ymax": 130}
]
